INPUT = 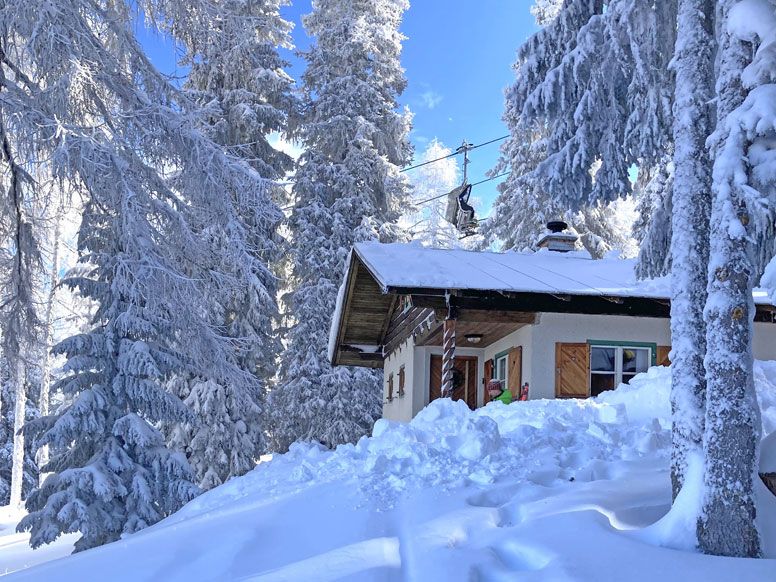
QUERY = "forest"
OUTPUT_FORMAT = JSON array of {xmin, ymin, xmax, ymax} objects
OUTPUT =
[{"xmin": 0, "ymin": 0, "xmax": 775, "ymax": 569}]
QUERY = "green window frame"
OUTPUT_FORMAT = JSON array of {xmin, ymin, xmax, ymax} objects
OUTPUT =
[
  {"xmin": 587, "ymin": 340, "xmax": 657, "ymax": 366},
  {"xmin": 587, "ymin": 340, "xmax": 657, "ymax": 396},
  {"xmin": 493, "ymin": 349, "xmax": 510, "ymax": 384}
]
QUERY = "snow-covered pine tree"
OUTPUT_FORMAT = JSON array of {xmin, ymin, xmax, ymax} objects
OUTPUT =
[
  {"xmin": 0, "ymin": 69, "xmax": 45, "ymax": 507},
  {"xmin": 699, "ymin": 0, "xmax": 776, "ymax": 557},
  {"xmin": 403, "ymin": 139, "xmax": 461, "ymax": 249},
  {"xmin": 144, "ymin": 0, "xmax": 296, "ymax": 488},
  {"xmin": 666, "ymin": 0, "xmax": 714, "ymax": 501},
  {"xmin": 3, "ymin": 0, "xmax": 275, "ymax": 551},
  {"xmin": 633, "ymin": 159, "xmax": 674, "ymax": 280},
  {"xmin": 510, "ymin": 0, "xmax": 726, "ymax": 503},
  {"xmin": 270, "ymin": 0, "xmax": 413, "ymax": 451},
  {"xmin": 531, "ymin": 0, "xmax": 563, "ymax": 25},
  {"xmin": 0, "ymin": 359, "xmax": 39, "ymax": 506},
  {"xmin": 509, "ymin": 0, "xmax": 674, "ymax": 209},
  {"xmin": 487, "ymin": 126, "xmax": 635, "ymax": 257}
]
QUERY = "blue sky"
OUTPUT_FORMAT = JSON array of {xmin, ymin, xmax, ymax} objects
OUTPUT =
[{"xmin": 138, "ymin": 2, "xmax": 538, "ymax": 212}]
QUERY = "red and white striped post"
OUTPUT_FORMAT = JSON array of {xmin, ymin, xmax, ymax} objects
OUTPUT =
[{"xmin": 441, "ymin": 296, "xmax": 456, "ymax": 398}]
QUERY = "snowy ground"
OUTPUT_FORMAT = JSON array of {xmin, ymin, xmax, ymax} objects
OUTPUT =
[{"xmin": 3, "ymin": 364, "xmax": 776, "ymax": 581}]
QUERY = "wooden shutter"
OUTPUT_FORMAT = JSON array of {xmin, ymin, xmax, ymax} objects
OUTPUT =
[
  {"xmin": 555, "ymin": 343, "xmax": 589, "ymax": 398},
  {"xmin": 429, "ymin": 355, "xmax": 442, "ymax": 402},
  {"xmin": 398, "ymin": 365, "xmax": 406, "ymax": 397},
  {"xmin": 657, "ymin": 346, "xmax": 671, "ymax": 367},
  {"xmin": 483, "ymin": 358, "xmax": 494, "ymax": 403},
  {"xmin": 388, "ymin": 373, "xmax": 394, "ymax": 401},
  {"xmin": 508, "ymin": 347, "xmax": 522, "ymax": 399}
]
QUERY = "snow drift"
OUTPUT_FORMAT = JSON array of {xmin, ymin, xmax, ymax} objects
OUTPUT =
[{"xmin": 3, "ymin": 363, "xmax": 776, "ymax": 580}]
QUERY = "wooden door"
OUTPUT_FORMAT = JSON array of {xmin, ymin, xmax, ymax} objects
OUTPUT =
[
  {"xmin": 555, "ymin": 343, "xmax": 589, "ymax": 398},
  {"xmin": 430, "ymin": 355, "xmax": 478, "ymax": 409},
  {"xmin": 507, "ymin": 347, "xmax": 522, "ymax": 399}
]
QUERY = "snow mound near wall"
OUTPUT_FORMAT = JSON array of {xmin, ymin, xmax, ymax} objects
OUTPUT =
[
  {"xmin": 7, "ymin": 362, "xmax": 776, "ymax": 581},
  {"xmin": 174, "ymin": 367, "xmax": 677, "ymax": 524},
  {"xmin": 173, "ymin": 362, "xmax": 776, "ymax": 524}
]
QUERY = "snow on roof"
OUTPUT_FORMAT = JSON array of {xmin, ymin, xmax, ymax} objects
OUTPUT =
[{"xmin": 353, "ymin": 241, "xmax": 773, "ymax": 305}]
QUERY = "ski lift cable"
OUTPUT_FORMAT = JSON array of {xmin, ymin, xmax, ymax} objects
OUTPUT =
[
  {"xmin": 276, "ymin": 139, "xmax": 512, "ymax": 212},
  {"xmin": 399, "ymin": 134, "xmax": 510, "ymax": 173},
  {"xmin": 411, "ymin": 171, "xmax": 511, "ymax": 207}
]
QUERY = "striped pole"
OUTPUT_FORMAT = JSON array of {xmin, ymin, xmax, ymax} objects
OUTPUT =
[{"xmin": 442, "ymin": 315, "xmax": 456, "ymax": 398}]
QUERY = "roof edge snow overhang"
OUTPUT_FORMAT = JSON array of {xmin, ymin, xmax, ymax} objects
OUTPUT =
[{"xmin": 329, "ymin": 247, "xmax": 776, "ymax": 369}]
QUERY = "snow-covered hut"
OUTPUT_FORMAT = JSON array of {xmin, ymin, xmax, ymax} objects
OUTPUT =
[{"xmin": 328, "ymin": 232, "xmax": 776, "ymax": 422}]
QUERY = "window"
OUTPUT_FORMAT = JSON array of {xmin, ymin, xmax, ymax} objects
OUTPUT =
[
  {"xmin": 495, "ymin": 354, "xmax": 508, "ymax": 384},
  {"xmin": 590, "ymin": 345, "xmax": 652, "ymax": 397},
  {"xmin": 398, "ymin": 366, "xmax": 406, "ymax": 397}
]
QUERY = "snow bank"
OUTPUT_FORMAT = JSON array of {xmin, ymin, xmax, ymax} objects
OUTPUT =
[
  {"xmin": 6, "ymin": 362, "xmax": 776, "ymax": 581},
  {"xmin": 172, "ymin": 370, "xmax": 672, "ymax": 526}
]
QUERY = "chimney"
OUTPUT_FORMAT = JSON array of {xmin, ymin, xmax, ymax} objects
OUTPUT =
[{"xmin": 536, "ymin": 220, "xmax": 578, "ymax": 253}]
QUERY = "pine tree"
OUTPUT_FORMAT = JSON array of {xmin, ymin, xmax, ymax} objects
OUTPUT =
[
  {"xmin": 508, "ymin": 0, "xmax": 674, "ymax": 210},
  {"xmin": 270, "ymin": 0, "xmax": 412, "ymax": 451},
  {"xmin": 0, "ymin": 70, "xmax": 45, "ymax": 508},
  {"xmin": 633, "ymin": 159, "xmax": 673, "ymax": 279},
  {"xmin": 0, "ymin": 359, "xmax": 38, "ymax": 505},
  {"xmin": 403, "ymin": 139, "xmax": 461, "ymax": 249},
  {"xmin": 488, "ymin": 126, "xmax": 635, "ymax": 257},
  {"xmin": 667, "ymin": 0, "xmax": 714, "ymax": 500},
  {"xmin": 166, "ymin": 376, "xmax": 264, "ymax": 490},
  {"xmin": 145, "ymin": 0, "xmax": 295, "ymax": 488},
  {"xmin": 698, "ymin": 0, "xmax": 776, "ymax": 557},
  {"xmin": 531, "ymin": 0, "xmax": 563, "ymax": 25},
  {"xmin": 3, "ymin": 0, "xmax": 275, "ymax": 551}
]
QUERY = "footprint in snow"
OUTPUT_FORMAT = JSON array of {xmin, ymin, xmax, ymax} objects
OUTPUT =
[
  {"xmin": 466, "ymin": 484, "xmax": 522, "ymax": 508},
  {"xmin": 470, "ymin": 540, "xmax": 553, "ymax": 581}
]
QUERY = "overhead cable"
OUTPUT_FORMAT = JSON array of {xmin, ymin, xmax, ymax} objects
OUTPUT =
[{"xmin": 399, "ymin": 134, "xmax": 509, "ymax": 173}]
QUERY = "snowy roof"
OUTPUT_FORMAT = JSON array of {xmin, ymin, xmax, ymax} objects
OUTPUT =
[
  {"xmin": 328, "ymin": 242, "xmax": 775, "ymax": 367},
  {"xmin": 353, "ymin": 241, "xmax": 772, "ymax": 304}
]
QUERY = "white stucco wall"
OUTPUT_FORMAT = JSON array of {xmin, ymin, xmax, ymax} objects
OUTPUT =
[
  {"xmin": 382, "ymin": 313, "xmax": 776, "ymax": 421},
  {"xmin": 382, "ymin": 337, "xmax": 415, "ymax": 422},
  {"xmin": 528, "ymin": 313, "xmax": 672, "ymax": 400},
  {"xmin": 482, "ymin": 323, "xmax": 535, "ymax": 393},
  {"xmin": 754, "ymin": 321, "xmax": 776, "ymax": 361}
]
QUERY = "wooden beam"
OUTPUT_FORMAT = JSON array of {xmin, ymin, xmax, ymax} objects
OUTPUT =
[
  {"xmin": 410, "ymin": 291, "xmax": 671, "ymax": 319},
  {"xmin": 434, "ymin": 308, "xmax": 537, "ymax": 324},
  {"xmin": 383, "ymin": 310, "xmax": 436, "ymax": 356},
  {"xmin": 382, "ymin": 307, "xmax": 434, "ymax": 350},
  {"xmin": 378, "ymin": 294, "xmax": 400, "ymax": 342}
]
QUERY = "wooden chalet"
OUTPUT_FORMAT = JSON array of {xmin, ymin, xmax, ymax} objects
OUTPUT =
[{"xmin": 329, "ymin": 235, "xmax": 776, "ymax": 422}]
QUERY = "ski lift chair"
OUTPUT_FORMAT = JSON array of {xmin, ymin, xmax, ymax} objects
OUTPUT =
[{"xmin": 444, "ymin": 183, "xmax": 477, "ymax": 236}]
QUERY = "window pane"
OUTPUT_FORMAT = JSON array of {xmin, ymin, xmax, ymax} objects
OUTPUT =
[
  {"xmin": 622, "ymin": 373, "xmax": 637, "ymax": 385},
  {"xmin": 591, "ymin": 347, "xmax": 616, "ymax": 372},
  {"xmin": 591, "ymin": 373, "xmax": 616, "ymax": 396},
  {"xmin": 496, "ymin": 357, "xmax": 507, "ymax": 381},
  {"xmin": 622, "ymin": 348, "xmax": 651, "ymax": 374}
]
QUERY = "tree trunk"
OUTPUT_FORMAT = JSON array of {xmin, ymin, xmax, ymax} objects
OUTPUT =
[
  {"xmin": 668, "ymin": 0, "xmax": 714, "ymax": 500},
  {"xmin": 698, "ymin": 0, "xmax": 761, "ymax": 557},
  {"xmin": 37, "ymin": 212, "xmax": 61, "ymax": 481},
  {"xmin": 10, "ymin": 356, "xmax": 25, "ymax": 508}
]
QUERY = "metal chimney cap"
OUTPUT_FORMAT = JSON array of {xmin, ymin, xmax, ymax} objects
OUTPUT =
[{"xmin": 546, "ymin": 220, "xmax": 568, "ymax": 233}]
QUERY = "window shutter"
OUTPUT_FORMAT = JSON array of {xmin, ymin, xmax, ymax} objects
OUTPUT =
[
  {"xmin": 657, "ymin": 346, "xmax": 671, "ymax": 367},
  {"xmin": 398, "ymin": 366, "xmax": 406, "ymax": 397},
  {"xmin": 388, "ymin": 373, "xmax": 394, "ymax": 401},
  {"xmin": 483, "ymin": 358, "xmax": 494, "ymax": 403},
  {"xmin": 508, "ymin": 347, "xmax": 522, "ymax": 399},
  {"xmin": 555, "ymin": 343, "xmax": 590, "ymax": 398}
]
